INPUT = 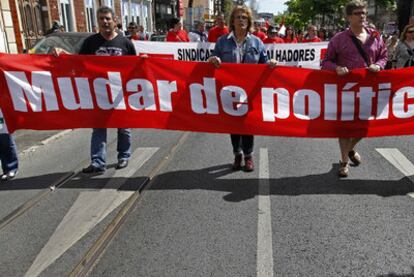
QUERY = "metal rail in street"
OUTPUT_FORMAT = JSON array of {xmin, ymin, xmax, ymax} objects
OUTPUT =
[{"xmin": 69, "ymin": 132, "xmax": 190, "ymax": 277}]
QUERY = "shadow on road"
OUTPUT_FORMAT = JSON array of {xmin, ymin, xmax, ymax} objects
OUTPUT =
[
  {"xmin": 377, "ymin": 266, "xmax": 414, "ymax": 277},
  {"xmin": 0, "ymin": 163, "xmax": 413, "ymax": 203}
]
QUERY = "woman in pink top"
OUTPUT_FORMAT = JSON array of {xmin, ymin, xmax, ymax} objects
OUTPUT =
[{"xmin": 321, "ymin": 0, "xmax": 387, "ymax": 177}]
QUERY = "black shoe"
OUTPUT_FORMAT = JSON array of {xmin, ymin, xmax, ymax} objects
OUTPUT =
[
  {"xmin": 82, "ymin": 165, "xmax": 105, "ymax": 174},
  {"xmin": 116, "ymin": 159, "xmax": 128, "ymax": 169},
  {"xmin": 232, "ymin": 154, "xmax": 243, "ymax": 171},
  {"xmin": 348, "ymin": 150, "xmax": 361, "ymax": 166}
]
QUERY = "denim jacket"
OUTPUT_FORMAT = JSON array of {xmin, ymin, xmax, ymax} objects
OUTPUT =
[{"xmin": 212, "ymin": 32, "xmax": 269, "ymax": 64}]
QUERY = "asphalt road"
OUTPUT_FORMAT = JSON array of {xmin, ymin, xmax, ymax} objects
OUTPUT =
[{"xmin": 0, "ymin": 129, "xmax": 414, "ymax": 277}]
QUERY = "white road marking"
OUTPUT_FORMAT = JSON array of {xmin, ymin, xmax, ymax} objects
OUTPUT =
[
  {"xmin": 40, "ymin": 129, "xmax": 73, "ymax": 145},
  {"xmin": 257, "ymin": 148, "xmax": 274, "ymax": 277},
  {"xmin": 24, "ymin": 147, "xmax": 159, "ymax": 277},
  {"xmin": 376, "ymin": 148, "xmax": 414, "ymax": 199}
]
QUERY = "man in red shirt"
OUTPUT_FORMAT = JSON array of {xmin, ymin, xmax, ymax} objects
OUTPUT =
[
  {"xmin": 252, "ymin": 21, "xmax": 267, "ymax": 42},
  {"xmin": 166, "ymin": 18, "xmax": 189, "ymax": 42},
  {"xmin": 303, "ymin": 25, "xmax": 322, "ymax": 42},
  {"xmin": 208, "ymin": 14, "xmax": 229, "ymax": 42},
  {"xmin": 263, "ymin": 25, "xmax": 284, "ymax": 43}
]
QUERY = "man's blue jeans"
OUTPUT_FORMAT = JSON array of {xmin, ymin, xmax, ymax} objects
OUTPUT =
[
  {"xmin": 90, "ymin": 128, "xmax": 131, "ymax": 169},
  {"xmin": 0, "ymin": 133, "xmax": 18, "ymax": 173}
]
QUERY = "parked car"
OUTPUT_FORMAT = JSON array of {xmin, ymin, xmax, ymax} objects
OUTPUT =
[{"xmin": 28, "ymin": 32, "xmax": 93, "ymax": 54}]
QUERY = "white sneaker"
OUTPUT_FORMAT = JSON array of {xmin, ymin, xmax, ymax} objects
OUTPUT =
[{"xmin": 1, "ymin": 169, "xmax": 18, "ymax": 181}]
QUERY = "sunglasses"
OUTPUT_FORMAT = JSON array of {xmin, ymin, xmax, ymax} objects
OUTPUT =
[
  {"xmin": 352, "ymin": 11, "xmax": 366, "ymax": 16},
  {"xmin": 235, "ymin": 15, "xmax": 248, "ymax": 20},
  {"xmin": 128, "ymin": 26, "xmax": 137, "ymax": 29}
]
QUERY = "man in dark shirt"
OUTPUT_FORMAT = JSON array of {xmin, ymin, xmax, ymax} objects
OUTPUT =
[{"xmin": 53, "ymin": 6, "xmax": 136, "ymax": 173}]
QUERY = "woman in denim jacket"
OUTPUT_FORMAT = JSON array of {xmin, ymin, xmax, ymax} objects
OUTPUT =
[{"xmin": 208, "ymin": 5, "xmax": 276, "ymax": 172}]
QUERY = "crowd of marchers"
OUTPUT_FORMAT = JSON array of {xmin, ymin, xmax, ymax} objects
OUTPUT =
[{"xmin": 2, "ymin": 1, "xmax": 414, "ymax": 181}]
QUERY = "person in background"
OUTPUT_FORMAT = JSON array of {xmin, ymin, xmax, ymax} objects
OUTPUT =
[
  {"xmin": 166, "ymin": 18, "xmax": 189, "ymax": 42},
  {"xmin": 321, "ymin": 0, "xmax": 387, "ymax": 177},
  {"xmin": 296, "ymin": 29, "xmax": 304, "ymax": 42},
  {"xmin": 284, "ymin": 26, "xmax": 297, "ymax": 43},
  {"xmin": 127, "ymin": 23, "xmax": 149, "ymax": 41},
  {"xmin": 396, "ymin": 24, "xmax": 414, "ymax": 68},
  {"xmin": 252, "ymin": 21, "xmax": 267, "ymax": 41},
  {"xmin": 386, "ymin": 34, "xmax": 398, "ymax": 69},
  {"xmin": 303, "ymin": 25, "xmax": 322, "ymax": 42},
  {"xmin": 263, "ymin": 25, "xmax": 284, "ymax": 43},
  {"xmin": 126, "ymin": 22, "xmax": 140, "ymax": 41},
  {"xmin": 189, "ymin": 21, "xmax": 208, "ymax": 42},
  {"xmin": 45, "ymin": 20, "xmax": 64, "ymax": 35},
  {"xmin": 208, "ymin": 13, "xmax": 229, "ymax": 42},
  {"xmin": 116, "ymin": 22, "xmax": 125, "ymax": 36},
  {"xmin": 208, "ymin": 5, "xmax": 277, "ymax": 172},
  {"xmin": 0, "ymin": 133, "xmax": 18, "ymax": 181},
  {"xmin": 137, "ymin": 25, "xmax": 149, "ymax": 40},
  {"xmin": 318, "ymin": 27, "xmax": 327, "ymax": 41}
]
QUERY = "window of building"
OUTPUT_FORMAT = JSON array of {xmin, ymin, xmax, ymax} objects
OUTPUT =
[
  {"xmin": 85, "ymin": 0, "xmax": 96, "ymax": 32},
  {"xmin": 60, "ymin": 0, "xmax": 74, "ymax": 31},
  {"xmin": 104, "ymin": 0, "xmax": 113, "ymax": 8}
]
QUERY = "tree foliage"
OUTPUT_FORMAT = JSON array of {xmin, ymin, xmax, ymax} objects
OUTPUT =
[{"xmin": 274, "ymin": 0, "xmax": 396, "ymax": 30}]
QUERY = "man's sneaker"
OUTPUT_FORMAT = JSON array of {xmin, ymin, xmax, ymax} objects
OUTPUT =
[
  {"xmin": 338, "ymin": 161, "xmax": 349, "ymax": 177},
  {"xmin": 348, "ymin": 150, "xmax": 361, "ymax": 166},
  {"xmin": 82, "ymin": 165, "xmax": 105, "ymax": 174},
  {"xmin": 232, "ymin": 154, "xmax": 243, "ymax": 171},
  {"xmin": 1, "ymin": 169, "xmax": 18, "ymax": 181},
  {"xmin": 244, "ymin": 156, "xmax": 254, "ymax": 172},
  {"xmin": 116, "ymin": 159, "xmax": 128, "ymax": 169}
]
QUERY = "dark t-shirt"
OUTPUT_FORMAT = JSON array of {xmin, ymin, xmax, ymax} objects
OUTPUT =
[{"xmin": 79, "ymin": 33, "xmax": 136, "ymax": 56}]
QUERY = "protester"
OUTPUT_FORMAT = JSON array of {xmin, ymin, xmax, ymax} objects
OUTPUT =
[
  {"xmin": 386, "ymin": 34, "xmax": 398, "ymax": 69},
  {"xmin": 53, "ymin": 6, "xmax": 136, "ymax": 173},
  {"xmin": 303, "ymin": 25, "xmax": 322, "ymax": 42},
  {"xmin": 166, "ymin": 18, "xmax": 189, "ymax": 42},
  {"xmin": 137, "ymin": 25, "xmax": 149, "ymax": 40},
  {"xmin": 126, "ymin": 22, "xmax": 140, "ymax": 40},
  {"xmin": 318, "ymin": 27, "xmax": 327, "ymax": 41},
  {"xmin": 188, "ymin": 21, "xmax": 208, "ymax": 42},
  {"xmin": 321, "ymin": 0, "xmax": 387, "ymax": 177},
  {"xmin": 296, "ymin": 29, "xmax": 304, "ymax": 42},
  {"xmin": 45, "ymin": 20, "xmax": 63, "ymax": 35},
  {"xmin": 284, "ymin": 26, "xmax": 297, "ymax": 43},
  {"xmin": 263, "ymin": 25, "xmax": 284, "ymax": 43},
  {"xmin": 208, "ymin": 5, "xmax": 277, "ymax": 172},
  {"xmin": 116, "ymin": 22, "xmax": 125, "ymax": 36},
  {"xmin": 208, "ymin": 13, "xmax": 229, "ymax": 42},
  {"xmin": 252, "ymin": 21, "xmax": 267, "ymax": 42},
  {"xmin": 0, "ymin": 133, "xmax": 18, "ymax": 181},
  {"xmin": 395, "ymin": 24, "xmax": 414, "ymax": 68},
  {"xmin": 127, "ymin": 22, "xmax": 148, "ymax": 41}
]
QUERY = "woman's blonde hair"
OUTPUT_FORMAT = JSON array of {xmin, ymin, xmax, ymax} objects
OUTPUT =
[
  {"xmin": 400, "ymin": 24, "xmax": 414, "ymax": 41},
  {"xmin": 229, "ymin": 5, "xmax": 253, "ymax": 33}
]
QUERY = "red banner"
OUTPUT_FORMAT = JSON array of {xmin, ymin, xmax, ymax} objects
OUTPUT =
[{"xmin": 1, "ymin": 53, "xmax": 414, "ymax": 138}]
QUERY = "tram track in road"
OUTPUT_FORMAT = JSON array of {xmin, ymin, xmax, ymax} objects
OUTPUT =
[
  {"xmin": 0, "ymin": 136, "xmax": 120, "ymax": 232},
  {"xmin": 69, "ymin": 132, "xmax": 190, "ymax": 277}
]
